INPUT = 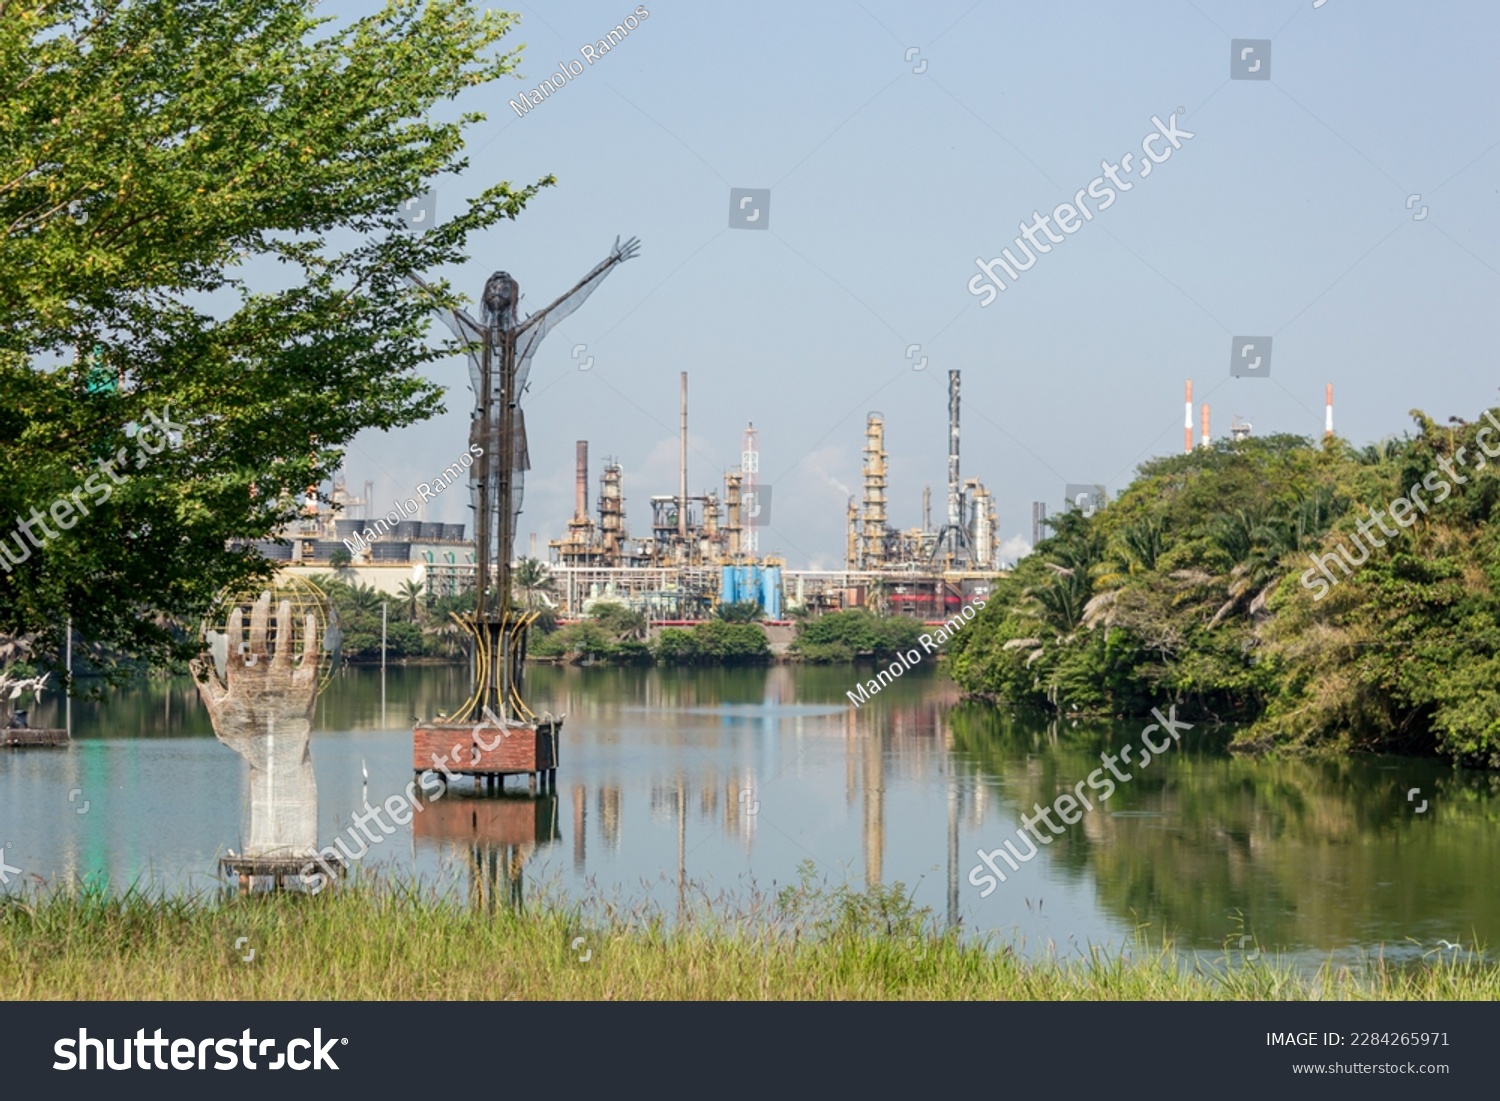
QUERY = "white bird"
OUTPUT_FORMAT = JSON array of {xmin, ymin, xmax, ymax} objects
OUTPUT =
[{"xmin": 1436, "ymin": 939, "xmax": 1463, "ymax": 951}]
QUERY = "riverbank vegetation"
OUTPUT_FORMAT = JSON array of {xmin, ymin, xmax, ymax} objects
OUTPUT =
[
  {"xmin": 305, "ymin": 570, "xmax": 937, "ymax": 669},
  {"xmin": 532, "ymin": 602, "xmax": 771, "ymax": 665},
  {"xmin": 1, "ymin": 872, "xmax": 1492, "ymax": 1001},
  {"xmin": 945, "ymin": 409, "xmax": 1500, "ymax": 765},
  {"xmin": 787, "ymin": 609, "xmax": 926, "ymax": 663}
]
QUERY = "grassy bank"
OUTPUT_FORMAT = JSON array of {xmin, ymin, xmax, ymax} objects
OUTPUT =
[{"xmin": 0, "ymin": 873, "xmax": 1494, "ymax": 1000}]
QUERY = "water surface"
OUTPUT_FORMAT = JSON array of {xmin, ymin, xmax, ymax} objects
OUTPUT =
[{"xmin": 1, "ymin": 664, "xmax": 1492, "ymax": 970}]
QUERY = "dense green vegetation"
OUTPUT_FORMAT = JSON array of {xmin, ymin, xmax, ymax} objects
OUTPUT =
[
  {"xmin": 298, "ymin": 573, "xmax": 463, "ymax": 662},
  {"xmin": 530, "ymin": 604, "xmax": 923, "ymax": 667},
  {"xmin": 0, "ymin": 0, "xmax": 547, "ymax": 676},
  {"xmin": 788, "ymin": 609, "xmax": 926, "ymax": 663},
  {"xmin": 3, "ymin": 872, "xmax": 1494, "ymax": 1000},
  {"xmin": 653, "ymin": 620, "xmax": 771, "ymax": 665},
  {"xmin": 946, "ymin": 410, "xmax": 1500, "ymax": 765},
  {"xmin": 530, "ymin": 602, "xmax": 651, "ymax": 665},
  {"xmin": 532, "ymin": 603, "xmax": 770, "ymax": 666},
  {"xmin": 303, "ymin": 568, "xmax": 923, "ymax": 669}
]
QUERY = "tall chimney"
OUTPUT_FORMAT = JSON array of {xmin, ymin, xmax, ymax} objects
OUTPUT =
[
  {"xmin": 947, "ymin": 370, "xmax": 961, "ymax": 531},
  {"xmin": 1325, "ymin": 383, "xmax": 1333, "ymax": 438},
  {"xmin": 1201, "ymin": 403, "xmax": 1210, "ymax": 448},
  {"xmin": 574, "ymin": 440, "xmax": 588, "ymax": 521},
  {"xmin": 741, "ymin": 422, "xmax": 759, "ymax": 555},
  {"xmin": 678, "ymin": 371, "xmax": 688, "ymax": 540},
  {"xmin": 1185, "ymin": 379, "xmax": 1193, "ymax": 454}
]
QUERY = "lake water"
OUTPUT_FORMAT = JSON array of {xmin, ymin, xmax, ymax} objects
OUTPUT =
[{"xmin": 1, "ymin": 664, "xmax": 1493, "ymax": 970}]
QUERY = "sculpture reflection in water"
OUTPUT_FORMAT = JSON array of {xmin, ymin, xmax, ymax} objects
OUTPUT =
[{"xmin": 413, "ymin": 791, "xmax": 561, "ymax": 913}]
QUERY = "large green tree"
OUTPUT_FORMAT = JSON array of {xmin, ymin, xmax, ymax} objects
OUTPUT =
[{"xmin": 0, "ymin": 0, "xmax": 551, "ymax": 674}]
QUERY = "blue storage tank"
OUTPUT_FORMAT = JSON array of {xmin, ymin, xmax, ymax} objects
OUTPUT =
[
  {"xmin": 761, "ymin": 566, "xmax": 783, "ymax": 620},
  {"xmin": 720, "ymin": 565, "xmax": 780, "ymax": 618},
  {"xmin": 737, "ymin": 566, "xmax": 760, "ymax": 610}
]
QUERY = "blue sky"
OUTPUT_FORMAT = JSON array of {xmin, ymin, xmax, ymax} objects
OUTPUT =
[{"xmin": 333, "ymin": 0, "xmax": 1500, "ymax": 568}]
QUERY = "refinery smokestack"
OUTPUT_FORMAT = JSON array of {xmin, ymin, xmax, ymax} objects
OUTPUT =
[
  {"xmin": 1325, "ymin": 383, "xmax": 1333, "ymax": 438},
  {"xmin": 679, "ymin": 371, "xmax": 688, "ymax": 540},
  {"xmin": 947, "ymin": 369, "xmax": 961, "ymax": 531},
  {"xmin": 574, "ymin": 440, "xmax": 588, "ymax": 521},
  {"xmin": 1185, "ymin": 379, "xmax": 1193, "ymax": 454}
]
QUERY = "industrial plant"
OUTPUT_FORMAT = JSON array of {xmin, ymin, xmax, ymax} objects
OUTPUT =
[{"xmin": 270, "ymin": 368, "xmax": 1006, "ymax": 621}]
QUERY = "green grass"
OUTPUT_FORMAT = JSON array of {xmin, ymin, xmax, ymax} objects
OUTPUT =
[{"xmin": 0, "ymin": 867, "xmax": 1494, "ymax": 1000}]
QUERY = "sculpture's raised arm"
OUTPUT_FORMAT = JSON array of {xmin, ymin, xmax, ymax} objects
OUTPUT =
[
  {"xmin": 405, "ymin": 271, "xmax": 486, "ymax": 344},
  {"xmin": 517, "ymin": 236, "xmax": 640, "ymax": 344}
]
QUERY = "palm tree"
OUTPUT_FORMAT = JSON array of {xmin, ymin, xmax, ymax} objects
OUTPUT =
[
  {"xmin": 1210, "ymin": 489, "xmax": 1340, "ymax": 626},
  {"xmin": 1357, "ymin": 437, "xmax": 1407, "ymax": 465},
  {"xmin": 1120, "ymin": 515, "xmax": 1165, "ymax": 573},
  {"xmin": 1094, "ymin": 514, "xmax": 1165, "ymax": 591},
  {"xmin": 713, "ymin": 600, "xmax": 762, "ymax": 623},
  {"xmin": 512, "ymin": 557, "xmax": 557, "ymax": 612},
  {"xmin": 589, "ymin": 602, "xmax": 647, "ymax": 640},
  {"xmin": 397, "ymin": 579, "xmax": 426, "ymax": 622},
  {"xmin": 346, "ymin": 582, "xmax": 383, "ymax": 614}
]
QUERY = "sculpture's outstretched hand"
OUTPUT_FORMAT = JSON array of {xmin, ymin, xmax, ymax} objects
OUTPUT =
[
  {"xmin": 193, "ymin": 593, "xmax": 319, "ymax": 770},
  {"xmin": 193, "ymin": 593, "xmax": 321, "ymax": 857},
  {"xmin": 611, "ymin": 235, "xmax": 641, "ymax": 263}
]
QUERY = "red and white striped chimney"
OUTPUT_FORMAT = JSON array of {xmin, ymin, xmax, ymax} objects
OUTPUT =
[{"xmin": 1185, "ymin": 380, "xmax": 1193, "ymax": 454}]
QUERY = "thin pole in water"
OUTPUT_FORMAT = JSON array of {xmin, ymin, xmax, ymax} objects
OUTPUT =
[{"xmin": 64, "ymin": 615, "xmax": 72, "ymax": 737}]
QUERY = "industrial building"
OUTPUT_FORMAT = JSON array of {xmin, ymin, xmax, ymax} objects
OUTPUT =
[
  {"xmin": 253, "ymin": 472, "xmax": 477, "ymax": 600},
  {"xmin": 540, "ymin": 367, "xmax": 1000, "ymax": 621},
  {"xmin": 270, "ymin": 367, "xmax": 1005, "ymax": 619},
  {"xmin": 845, "ymin": 370, "xmax": 998, "ymax": 574}
]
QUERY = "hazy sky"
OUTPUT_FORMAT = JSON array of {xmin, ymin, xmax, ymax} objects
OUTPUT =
[{"xmin": 331, "ymin": 0, "xmax": 1500, "ymax": 568}]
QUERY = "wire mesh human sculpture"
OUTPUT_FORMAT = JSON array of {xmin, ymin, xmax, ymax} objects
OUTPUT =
[{"xmin": 409, "ymin": 235, "xmax": 640, "ymax": 721}]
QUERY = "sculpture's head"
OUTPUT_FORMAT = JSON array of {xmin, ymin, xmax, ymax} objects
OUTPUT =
[{"xmin": 482, "ymin": 271, "xmax": 518, "ymax": 324}]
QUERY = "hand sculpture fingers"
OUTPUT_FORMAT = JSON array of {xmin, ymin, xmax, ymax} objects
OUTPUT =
[
  {"xmin": 223, "ymin": 603, "xmax": 248, "ymax": 671},
  {"xmin": 271, "ymin": 599, "xmax": 295, "ymax": 671},
  {"xmin": 190, "ymin": 655, "xmax": 228, "ymax": 717},
  {"xmin": 292, "ymin": 612, "xmax": 319, "ymax": 688},
  {"xmin": 247, "ymin": 593, "xmax": 272, "ymax": 664}
]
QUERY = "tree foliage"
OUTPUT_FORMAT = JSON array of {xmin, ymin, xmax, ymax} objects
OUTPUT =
[
  {"xmin": 0, "ymin": 0, "xmax": 550, "ymax": 676},
  {"xmin": 945, "ymin": 415, "xmax": 1500, "ymax": 765},
  {"xmin": 531, "ymin": 602, "xmax": 649, "ymax": 664},
  {"xmin": 789, "ymin": 609, "xmax": 925, "ymax": 663},
  {"xmin": 712, "ymin": 600, "xmax": 762, "ymax": 623},
  {"xmin": 653, "ymin": 620, "xmax": 770, "ymax": 665}
]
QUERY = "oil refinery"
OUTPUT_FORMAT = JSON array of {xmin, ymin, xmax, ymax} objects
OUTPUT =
[{"xmin": 270, "ymin": 368, "xmax": 1004, "ymax": 621}]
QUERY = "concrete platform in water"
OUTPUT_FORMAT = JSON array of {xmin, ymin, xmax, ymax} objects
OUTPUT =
[
  {"xmin": 219, "ymin": 851, "xmax": 348, "ymax": 892},
  {"xmin": 1, "ymin": 727, "xmax": 67, "ymax": 748},
  {"xmin": 413, "ymin": 718, "xmax": 561, "ymax": 794}
]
